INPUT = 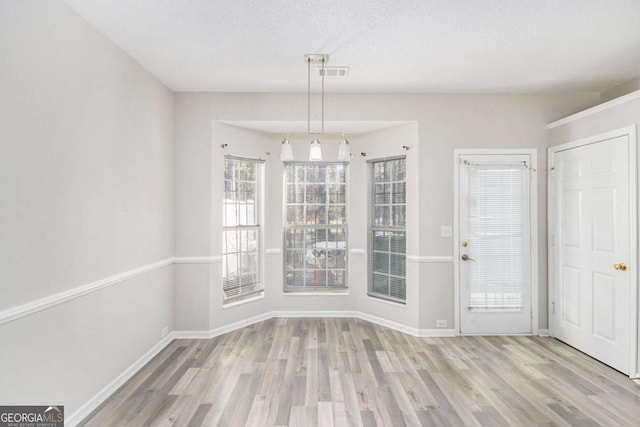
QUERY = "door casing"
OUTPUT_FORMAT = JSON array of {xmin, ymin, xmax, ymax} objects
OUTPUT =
[
  {"xmin": 548, "ymin": 125, "xmax": 639, "ymax": 378},
  {"xmin": 453, "ymin": 148, "xmax": 539, "ymax": 335}
]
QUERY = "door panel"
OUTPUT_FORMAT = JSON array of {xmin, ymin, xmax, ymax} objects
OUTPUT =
[
  {"xmin": 552, "ymin": 135, "xmax": 630, "ymax": 373},
  {"xmin": 458, "ymin": 154, "xmax": 533, "ymax": 334}
]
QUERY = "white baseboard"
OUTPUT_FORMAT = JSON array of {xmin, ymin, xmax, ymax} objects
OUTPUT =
[
  {"xmin": 174, "ymin": 312, "xmax": 273, "ymax": 339},
  {"xmin": 172, "ymin": 330, "xmax": 212, "ymax": 339},
  {"xmin": 418, "ymin": 328, "xmax": 457, "ymax": 337},
  {"xmin": 271, "ymin": 310, "xmax": 360, "ymax": 318},
  {"xmin": 174, "ymin": 311, "xmax": 459, "ymax": 339},
  {"xmin": 356, "ymin": 312, "xmax": 421, "ymax": 336},
  {"xmin": 538, "ymin": 329, "xmax": 550, "ymax": 337},
  {"xmin": 66, "ymin": 333, "xmax": 175, "ymax": 426}
]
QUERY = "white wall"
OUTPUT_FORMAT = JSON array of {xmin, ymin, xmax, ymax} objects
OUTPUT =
[
  {"xmin": 0, "ymin": 0, "xmax": 174, "ymax": 417},
  {"xmin": 173, "ymin": 92, "xmax": 601, "ymax": 333}
]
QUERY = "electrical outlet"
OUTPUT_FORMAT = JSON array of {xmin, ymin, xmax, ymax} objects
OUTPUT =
[
  {"xmin": 436, "ymin": 320, "xmax": 447, "ymax": 328},
  {"xmin": 160, "ymin": 326, "xmax": 169, "ymax": 338}
]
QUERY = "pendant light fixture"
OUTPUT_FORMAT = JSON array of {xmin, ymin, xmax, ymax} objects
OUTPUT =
[
  {"xmin": 304, "ymin": 54, "xmax": 328, "ymax": 161},
  {"xmin": 337, "ymin": 134, "xmax": 351, "ymax": 162},
  {"xmin": 280, "ymin": 135, "xmax": 293, "ymax": 161}
]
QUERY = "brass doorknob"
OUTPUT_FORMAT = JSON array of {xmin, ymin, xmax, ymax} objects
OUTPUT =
[{"xmin": 614, "ymin": 263, "xmax": 628, "ymax": 271}]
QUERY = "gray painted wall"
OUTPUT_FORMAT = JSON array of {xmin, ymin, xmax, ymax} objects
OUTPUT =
[
  {"xmin": 601, "ymin": 77, "xmax": 640, "ymax": 103},
  {"xmin": 173, "ymin": 92, "xmax": 601, "ymax": 332},
  {"xmin": 0, "ymin": 0, "xmax": 174, "ymax": 415}
]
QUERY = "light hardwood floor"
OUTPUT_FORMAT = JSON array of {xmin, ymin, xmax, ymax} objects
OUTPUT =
[{"xmin": 80, "ymin": 318, "xmax": 640, "ymax": 426}]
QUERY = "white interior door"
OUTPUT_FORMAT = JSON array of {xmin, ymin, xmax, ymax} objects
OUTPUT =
[
  {"xmin": 551, "ymin": 135, "xmax": 632, "ymax": 374},
  {"xmin": 458, "ymin": 154, "xmax": 533, "ymax": 334}
]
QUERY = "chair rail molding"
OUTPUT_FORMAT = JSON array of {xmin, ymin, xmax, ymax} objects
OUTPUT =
[
  {"xmin": 406, "ymin": 255, "xmax": 454, "ymax": 263},
  {"xmin": 0, "ymin": 258, "xmax": 174, "ymax": 326}
]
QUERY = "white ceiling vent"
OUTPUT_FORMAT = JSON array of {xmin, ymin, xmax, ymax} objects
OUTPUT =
[{"xmin": 319, "ymin": 66, "xmax": 349, "ymax": 78}]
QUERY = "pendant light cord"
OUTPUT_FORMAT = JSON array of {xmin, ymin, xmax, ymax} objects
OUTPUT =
[
  {"xmin": 307, "ymin": 58, "xmax": 310, "ymax": 134},
  {"xmin": 321, "ymin": 58, "xmax": 325, "ymax": 134}
]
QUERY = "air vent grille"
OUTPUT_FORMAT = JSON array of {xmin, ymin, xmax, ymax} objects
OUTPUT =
[{"xmin": 319, "ymin": 66, "xmax": 349, "ymax": 78}]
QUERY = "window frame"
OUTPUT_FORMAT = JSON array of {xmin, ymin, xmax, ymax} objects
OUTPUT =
[
  {"xmin": 282, "ymin": 161, "xmax": 349, "ymax": 293},
  {"xmin": 367, "ymin": 155, "xmax": 407, "ymax": 304},
  {"xmin": 222, "ymin": 155, "xmax": 265, "ymax": 303}
]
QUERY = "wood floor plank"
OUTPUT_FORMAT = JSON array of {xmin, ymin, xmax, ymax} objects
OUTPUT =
[
  {"xmin": 185, "ymin": 403, "xmax": 212, "ymax": 427},
  {"xmin": 80, "ymin": 318, "xmax": 640, "ymax": 426}
]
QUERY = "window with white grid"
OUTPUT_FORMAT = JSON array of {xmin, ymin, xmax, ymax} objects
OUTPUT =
[
  {"xmin": 223, "ymin": 156, "xmax": 263, "ymax": 301},
  {"xmin": 368, "ymin": 157, "xmax": 406, "ymax": 303},
  {"xmin": 284, "ymin": 163, "xmax": 347, "ymax": 291}
]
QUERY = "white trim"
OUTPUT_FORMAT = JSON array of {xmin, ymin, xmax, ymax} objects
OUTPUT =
[
  {"xmin": 407, "ymin": 255, "xmax": 454, "ymax": 263},
  {"xmin": 538, "ymin": 329, "xmax": 550, "ymax": 337},
  {"xmin": 173, "ymin": 311, "xmax": 458, "ymax": 340},
  {"xmin": 173, "ymin": 256, "xmax": 222, "ymax": 264},
  {"xmin": 271, "ymin": 310, "xmax": 360, "ymax": 318},
  {"xmin": 418, "ymin": 329, "xmax": 457, "ymax": 337},
  {"xmin": 349, "ymin": 248, "xmax": 366, "ymax": 255},
  {"xmin": 453, "ymin": 149, "xmax": 539, "ymax": 335},
  {"xmin": 204, "ymin": 311, "xmax": 273, "ymax": 338},
  {"xmin": 531, "ymin": 150, "xmax": 540, "ymax": 335},
  {"xmin": 1, "ymin": 256, "xmax": 230, "ymax": 325},
  {"xmin": 265, "ymin": 248, "xmax": 281, "ymax": 255},
  {"xmin": 282, "ymin": 291, "xmax": 350, "ymax": 296},
  {"xmin": 453, "ymin": 151, "xmax": 461, "ymax": 335},
  {"xmin": 547, "ymin": 90, "xmax": 640, "ymax": 129},
  {"xmin": 174, "ymin": 312, "xmax": 273, "ymax": 339},
  {"xmin": 0, "ymin": 258, "xmax": 174, "ymax": 326},
  {"xmin": 356, "ymin": 312, "xmax": 420, "ymax": 335},
  {"xmin": 172, "ymin": 330, "xmax": 213, "ymax": 339},
  {"xmin": 548, "ymin": 126, "xmax": 638, "ymax": 153},
  {"xmin": 66, "ymin": 333, "xmax": 175, "ymax": 427},
  {"xmin": 548, "ymin": 125, "xmax": 639, "ymax": 378}
]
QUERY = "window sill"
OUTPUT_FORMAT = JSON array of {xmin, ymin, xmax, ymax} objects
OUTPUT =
[
  {"xmin": 283, "ymin": 290, "xmax": 350, "ymax": 296},
  {"xmin": 222, "ymin": 292, "xmax": 265, "ymax": 309}
]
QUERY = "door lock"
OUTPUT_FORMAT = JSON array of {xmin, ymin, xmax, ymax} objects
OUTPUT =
[
  {"xmin": 461, "ymin": 241, "xmax": 468, "ymax": 247},
  {"xmin": 614, "ymin": 263, "xmax": 628, "ymax": 271},
  {"xmin": 461, "ymin": 254, "xmax": 476, "ymax": 261}
]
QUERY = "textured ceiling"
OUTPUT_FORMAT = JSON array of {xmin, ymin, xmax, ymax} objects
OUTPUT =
[{"xmin": 64, "ymin": 0, "xmax": 640, "ymax": 93}]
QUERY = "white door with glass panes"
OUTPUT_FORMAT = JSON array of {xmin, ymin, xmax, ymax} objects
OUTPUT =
[
  {"xmin": 550, "ymin": 135, "xmax": 632, "ymax": 374},
  {"xmin": 457, "ymin": 153, "xmax": 533, "ymax": 334}
]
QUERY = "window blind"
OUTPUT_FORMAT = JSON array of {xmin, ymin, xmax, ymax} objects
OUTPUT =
[
  {"xmin": 368, "ymin": 157, "xmax": 407, "ymax": 303},
  {"xmin": 467, "ymin": 164, "xmax": 525, "ymax": 310}
]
